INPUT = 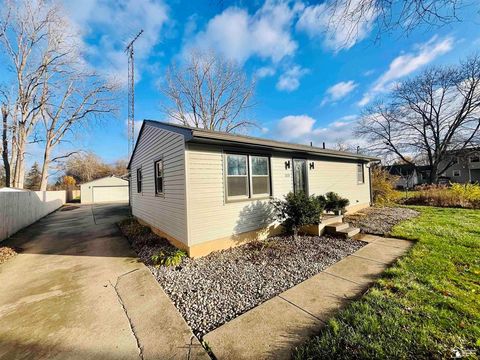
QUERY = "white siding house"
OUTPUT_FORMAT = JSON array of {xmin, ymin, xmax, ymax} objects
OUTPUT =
[
  {"xmin": 128, "ymin": 120, "xmax": 377, "ymax": 257},
  {"xmin": 80, "ymin": 176, "xmax": 129, "ymax": 204}
]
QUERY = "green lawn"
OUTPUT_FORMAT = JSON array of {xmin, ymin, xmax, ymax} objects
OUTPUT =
[{"xmin": 293, "ymin": 206, "xmax": 480, "ymax": 359}]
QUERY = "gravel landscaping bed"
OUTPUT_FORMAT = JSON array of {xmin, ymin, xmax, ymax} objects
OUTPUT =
[
  {"xmin": 0, "ymin": 246, "xmax": 18, "ymax": 265},
  {"xmin": 119, "ymin": 219, "xmax": 365, "ymax": 338},
  {"xmin": 345, "ymin": 206, "xmax": 419, "ymax": 236}
]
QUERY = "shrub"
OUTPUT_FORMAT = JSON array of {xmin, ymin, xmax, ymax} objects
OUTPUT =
[
  {"xmin": 403, "ymin": 183, "xmax": 480, "ymax": 209},
  {"xmin": 271, "ymin": 192, "xmax": 324, "ymax": 238},
  {"xmin": 371, "ymin": 166, "xmax": 399, "ymax": 204},
  {"xmin": 323, "ymin": 192, "xmax": 350, "ymax": 214},
  {"xmin": 151, "ymin": 248, "xmax": 187, "ymax": 267}
]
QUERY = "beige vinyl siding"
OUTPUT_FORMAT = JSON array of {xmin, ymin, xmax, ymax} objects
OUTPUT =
[
  {"xmin": 130, "ymin": 125, "xmax": 188, "ymax": 244},
  {"xmin": 186, "ymin": 144, "xmax": 371, "ymax": 245},
  {"xmin": 186, "ymin": 144, "xmax": 293, "ymax": 245},
  {"xmin": 307, "ymin": 159, "xmax": 371, "ymax": 209}
]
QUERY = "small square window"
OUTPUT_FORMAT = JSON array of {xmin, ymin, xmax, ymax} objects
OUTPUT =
[
  {"xmin": 357, "ymin": 163, "xmax": 365, "ymax": 184},
  {"xmin": 136, "ymin": 168, "xmax": 142, "ymax": 193},
  {"xmin": 453, "ymin": 170, "xmax": 461, "ymax": 177},
  {"xmin": 154, "ymin": 160, "xmax": 164, "ymax": 195}
]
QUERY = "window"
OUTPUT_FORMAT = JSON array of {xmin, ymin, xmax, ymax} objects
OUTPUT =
[
  {"xmin": 251, "ymin": 156, "xmax": 270, "ymax": 196},
  {"xmin": 154, "ymin": 159, "xmax": 164, "ymax": 195},
  {"xmin": 453, "ymin": 169, "xmax": 461, "ymax": 177},
  {"xmin": 452, "ymin": 156, "xmax": 458, "ymax": 165},
  {"xmin": 226, "ymin": 154, "xmax": 249, "ymax": 198},
  {"xmin": 225, "ymin": 153, "xmax": 271, "ymax": 200},
  {"xmin": 136, "ymin": 168, "xmax": 142, "ymax": 193},
  {"xmin": 470, "ymin": 155, "xmax": 480, "ymax": 163},
  {"xmin": 357, "ymin": 163, "xmax": 365, "ymax": 184}
]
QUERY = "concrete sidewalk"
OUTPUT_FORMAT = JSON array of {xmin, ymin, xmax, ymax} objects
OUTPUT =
[
  {"xmin": 204, "ymin": 234, "xmax": 413, "ymax": 360},
  {"xmin": 0, "ymin": 203, "xmax": 207, "ymax": 360}
]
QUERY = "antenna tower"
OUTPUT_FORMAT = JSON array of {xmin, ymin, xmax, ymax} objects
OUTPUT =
[{"xmin": 125, "ymin": 29, "xmax": 143, "ymax": 158}]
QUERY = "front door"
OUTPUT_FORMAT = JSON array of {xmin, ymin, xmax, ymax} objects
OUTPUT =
[{"xmin": 293, "ymin": 159, "xmax": 308, "ymax": 194}]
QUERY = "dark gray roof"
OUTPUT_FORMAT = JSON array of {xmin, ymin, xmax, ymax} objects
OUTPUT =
[{"xmin": 128, "ymin": 119, "xmax": 379, "ymax": 168}]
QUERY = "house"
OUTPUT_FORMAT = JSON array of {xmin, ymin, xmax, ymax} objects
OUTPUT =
[
  {"xmin": 127, "ymin": 120, "xmax": 378, "ymax": 257},
  {"xmin": 385, "ymin": 164, "xmax": 431, "ymax": 189},
  {"xmin": 438, "ymin": 147, "xmax": 480, "ymax": 184},
  {"xmin": 80, "ymin": 175, "xmax": 129, "ymax": 204}
]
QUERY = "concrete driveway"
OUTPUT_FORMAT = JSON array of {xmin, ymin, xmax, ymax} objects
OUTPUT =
[{"xmin": 0, "ymin": 203, "xmax": 207, "ymax": 360}]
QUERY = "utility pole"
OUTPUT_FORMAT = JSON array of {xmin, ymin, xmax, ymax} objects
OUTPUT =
[{"xmin": 125, "ymin": 30, "xmax": 143, "ymax": 158}]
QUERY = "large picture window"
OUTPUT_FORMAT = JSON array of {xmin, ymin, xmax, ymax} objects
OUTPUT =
[
  {"xmin": 225, "ymin": 153, "xmax": 271, "ymax": 200},
  {"xmin": 154, "ymin": 159, "xmax": 164, "ymax": 195},
  {"xmin": 136, "ymin": 168, "xmax": 142, "ymax": 193},
  {"xmin": 357, "ymin": 163, "xmax": 365, "ymax": 184}
]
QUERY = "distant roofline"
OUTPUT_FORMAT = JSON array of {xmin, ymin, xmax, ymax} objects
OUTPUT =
[
  {"xmin": 80, "ymin": 175, "xmax": 127, "ymax": 186},
  {"xmin": 127, "ymin": 119, "xmax": 379, "ymax": 168}
]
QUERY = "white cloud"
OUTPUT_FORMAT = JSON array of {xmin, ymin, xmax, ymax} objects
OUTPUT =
[
  {"xmin": 277, "ymin": 115, "xmax": 316, "ymax": 139},
  {"xmin": 297, "ymin": 0, "xmax": 377, "ymax": 52},
  {"xmin": 359, "ymin": 35, "xmax": 455, "ymax": 106},
  {"xmin": 63, "ymin": 0, "xmax": 169, "ymax": 86},
  {"xmin": 256, "ymin": 66, "xmax": 276, "ymax": 78},
  {"xmin": 184, "ymin": 1, "xmax": 300, "ymax": 64},
  {"xmin": 321, "ymin": 80, "xmax": 358, "ymax": 105},
  {"xmin": 275, "ymin": 114, "xmax": 363, "ymax": 148},
  {"xmin": 276, "ymin": 65, "xmax": 309, "ymax": 92}
]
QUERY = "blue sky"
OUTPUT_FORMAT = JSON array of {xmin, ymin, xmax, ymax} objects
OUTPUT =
[{"xmin": 19, "ymin": 1, "xmax": 480, "ymax": 164}]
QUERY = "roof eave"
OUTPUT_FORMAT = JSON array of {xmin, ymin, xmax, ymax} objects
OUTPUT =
[{"xmin": 189, "ymin": 132, "xmax": 379, "ymax": 162}]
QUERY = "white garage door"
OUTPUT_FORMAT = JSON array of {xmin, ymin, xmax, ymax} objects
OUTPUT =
[{"xmin": 92, "ymin": 186, "xmax": 129, "ymax": 203}]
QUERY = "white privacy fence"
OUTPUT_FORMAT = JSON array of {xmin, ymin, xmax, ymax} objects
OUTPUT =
[{"xmin": 0, "ymin": 190, "xmax": 66, "ymax": 241}]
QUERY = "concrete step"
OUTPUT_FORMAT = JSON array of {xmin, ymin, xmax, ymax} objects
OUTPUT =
[
  {"xmin": 325, "ymin": 222, "xmax": 349, "ymax": 232},
  {"xmin": 337, "ymin": 226, "xmax": 361, "ymax": 238},
  {"xmin": 321, "ymin": 215, "xmax": 343, "ymax": 225}
]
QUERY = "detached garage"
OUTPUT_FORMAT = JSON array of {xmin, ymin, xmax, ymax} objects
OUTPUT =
[{"xmin": 80, "ymin": 176, "xmax": 129, "ymax": 204}]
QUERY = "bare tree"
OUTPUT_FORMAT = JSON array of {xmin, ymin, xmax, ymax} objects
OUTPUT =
[
  {"xmin": 0, "ymin": 0, "xmax": 64, "ymax": 188},
  {"xmin": 357, "ymin": 55, "xmax": 480, "ymax": 183},
  {"xmin": 64, "ymin": 153, "xmax": 126, "ymax": 184},
  {"xmin": 0, "ymin": 0, "xmax": 118, "ymax": 190},
  {"xmin": 162, "ymin": 51, "xmax": 256, "ymax": 133},
  {"xmin": 325, "ymin": 0, "xmax": 465, "ymax": 45},
  {"xmin": 1, "ymin": 102, "xmax": 10, "ymax": 187},
  {"xmin": 39, "ymin": 71, "xmax": 118, "ymax": 190}
]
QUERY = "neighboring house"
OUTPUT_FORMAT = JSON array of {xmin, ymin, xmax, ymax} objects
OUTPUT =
[
  {"xmin": 385, "ymin": 164, "xmax": 431, "ymax": 189},
  {"xmin": 438, "ymin": 147, "xmax": 480, "ymax": 184},
  {"xmin": 80, "ymin": 176, "xmax": 129, "ymax": 204},
  {"xmin": 127, "ymin": 120, "xmax": 378, "ymax": 257}
]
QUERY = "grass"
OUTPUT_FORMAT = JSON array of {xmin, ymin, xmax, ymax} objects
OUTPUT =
[{"xmin": 293, "ymin": 206, "xmax": 480, "ymax": 359}]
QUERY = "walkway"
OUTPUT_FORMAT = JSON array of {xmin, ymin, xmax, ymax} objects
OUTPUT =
[
  {"xmin": 204, "ymin": 234, "xmax": 413, "ymax": 359},
  {"xmin": 0, "ymin": 203, "xmax": 208, "ymax": 360}
]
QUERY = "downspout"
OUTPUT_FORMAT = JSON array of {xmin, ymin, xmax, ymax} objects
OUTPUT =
[
  {"xmin": 369, "ymin": 161, "xmax": 381, "ymax": 206},
  {"xmin": 369, "ymin": 163, "xmax": 373, "ymax": 206}
]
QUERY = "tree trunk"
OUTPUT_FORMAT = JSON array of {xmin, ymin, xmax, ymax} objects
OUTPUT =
[
  {"xmin": 39, "ymin": 143, "xmax": 51, "ymax": 191},
  {"xmin": 429, "ymin": 163, "xmax": 439, "ymax": 184},
  {"xmin": 13, "ymin": 126, "xmax": 26, "ymax": 188},
  {"xmin": 1, "ymin": 106, "xmax": 10, "ymax": 187}
]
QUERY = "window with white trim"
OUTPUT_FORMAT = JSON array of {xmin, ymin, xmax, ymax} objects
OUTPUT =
[
  {"xmin": 470, "ymin": 155, "xmax": 480, "ymax": 163},
  {"xmin": 225, "ymin": 153, "xmax": 271, "ymax": 200},
  {"xmin": 251, "ymin": 156, "xmax": 270, "ymax": 196},
  {"xmin": 226, "ymin": 154, "xmax": 249, "ymax": 198},
  {"xmin": 136, "ymin": 168, "xmax": 142, "ymax": 193},
  {"xmin": 453, "ymin": 169, "xmax": 461, "ymax": 177},
  {"xmin": 357, "ymin": 163, "xmax": 365, "ymax": 184},
  {"xmin": 154, "ymin": 159, "xmax": 164, "ymax": 195}
]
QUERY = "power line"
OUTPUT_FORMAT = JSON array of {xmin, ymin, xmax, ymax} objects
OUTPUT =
[{"xmin": 125, "ymin": 29, "xmax": 143, "ymax": 159}]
